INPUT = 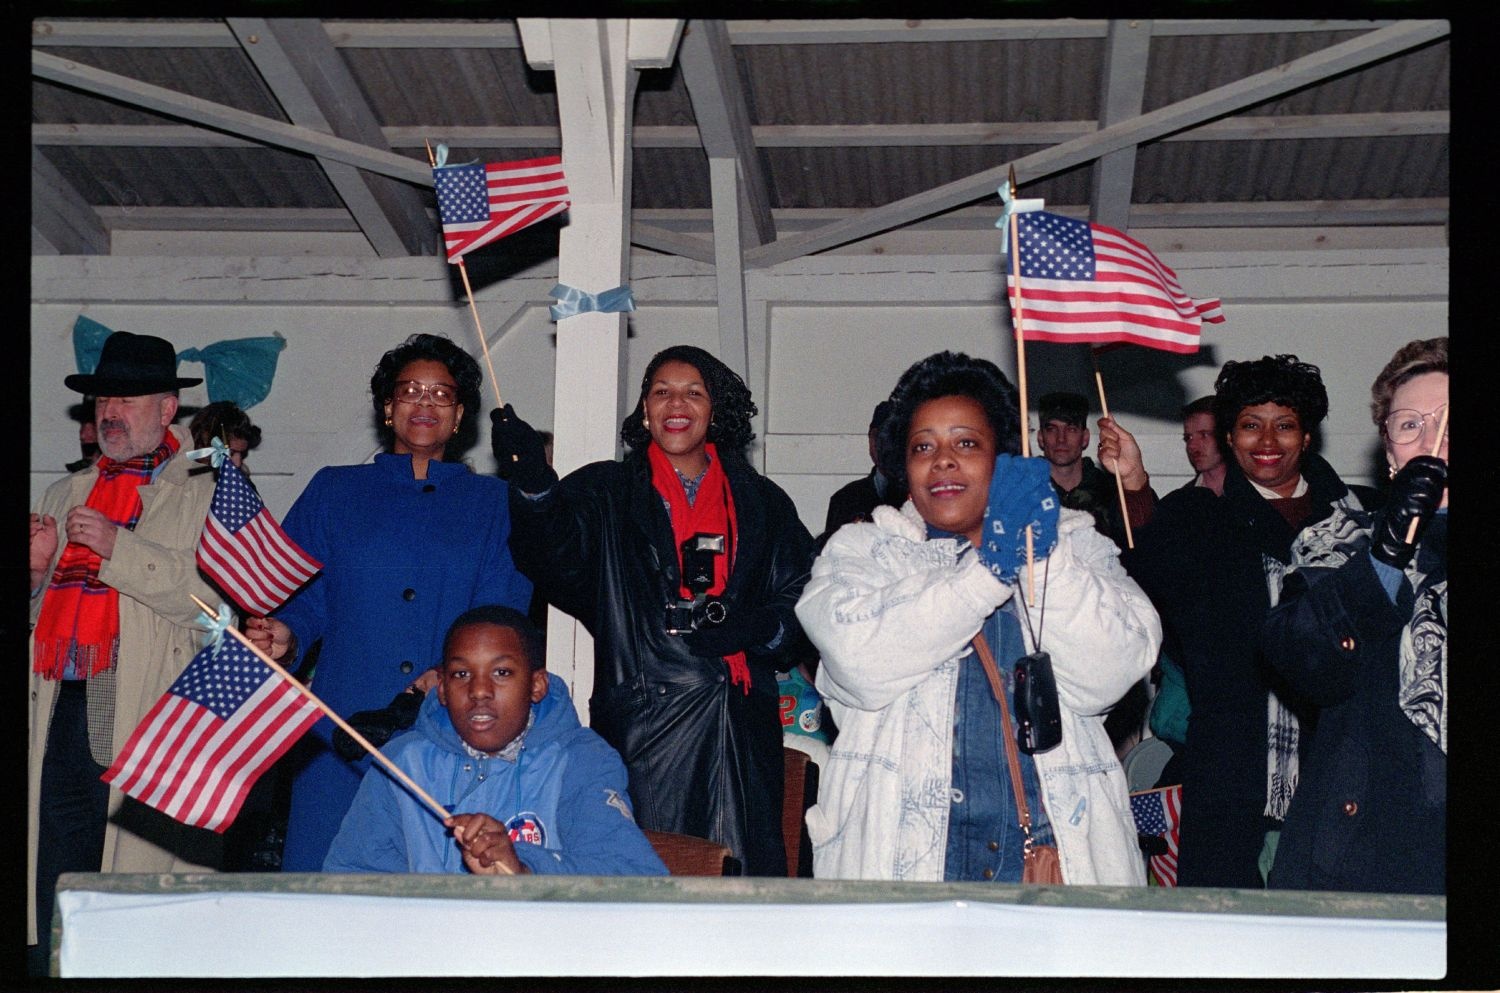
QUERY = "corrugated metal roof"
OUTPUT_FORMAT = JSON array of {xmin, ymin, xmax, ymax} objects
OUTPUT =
[{"xmin": 31, "ymin": 17, "xmax": 1449, "ymax": 258}]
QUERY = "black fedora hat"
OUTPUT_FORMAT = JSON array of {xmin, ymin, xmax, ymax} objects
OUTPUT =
[{"xmin": 64, "ymin": 331, "xmax": 202, "ymax": 396}]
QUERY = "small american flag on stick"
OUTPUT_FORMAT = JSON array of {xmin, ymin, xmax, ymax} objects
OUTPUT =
[
  {"xmin": 434, "ymin": 156, "xmax": 570, "ymax": 263},
  {"xmin": 197, "ymin": 457, "xmax": 321, "ymax": 616},
  {"xmin": 1130, "ymin": 783, "xmax": 1183, "ymax": 886},
  {"xmin": 101, "ymin": 628, "xmax": 322, "ymax": 832},
  {"xmin": 1007, "ymin": 211, "xmax": 1224, "ymax": 353}
]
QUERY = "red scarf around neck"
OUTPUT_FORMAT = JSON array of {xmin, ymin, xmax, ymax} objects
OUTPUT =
[
  {"xmin": 647, "ymin": 441, "xmax": 749, "ymax": 693},
  {"xmin": 33, "ymin": 431, "xmax": 179, "ymax": 680}
]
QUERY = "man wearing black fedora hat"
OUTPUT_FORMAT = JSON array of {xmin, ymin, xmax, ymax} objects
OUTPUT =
[{"xmin": 27, "ymin": 330, "xmax": 224, "ymax": 976}]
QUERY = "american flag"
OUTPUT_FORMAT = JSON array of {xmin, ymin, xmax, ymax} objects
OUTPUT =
[
  {"xmin": 197, "ymin": 457, "xmax": 321, "ymax": 616},
  {"xmin": 434, "ymin": 156, "xmax": 570, "ymax": 263},
  {"xmin": 1006, "ymin": 211, "xmax": 1224, "ymax": 353},
  {"xmin": 1130, "ymin": 783, "xmax": 1183, "ymax": 886},
  {"xmin": 101, "ymin": 634, "xmax": 323, "ymax": 832}
]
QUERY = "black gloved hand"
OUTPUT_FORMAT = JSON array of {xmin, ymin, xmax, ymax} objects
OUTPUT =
[
  {"xmin": 681, "ymin": 605, "xmax": 782, "ymax": 659},
  {"xmin": 1371, "ymin": 454, "xmax": 1448, "ymax": 569},
  {"xmin": 490, "ymin": 404, "xmax": 559, "ymax": 494},
  {"xmin": 333, "ymin": 688, "xmax": 424, "ymax": 762}
]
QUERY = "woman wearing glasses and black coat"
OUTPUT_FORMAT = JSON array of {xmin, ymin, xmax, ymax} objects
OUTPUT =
[
  {"xmin": 1262, "ymin": 338, "xmax": 1447, "ymax": 894},
  {"xmin": 245, "ymin": 333, "xmax": 532, "ymax": 871}
]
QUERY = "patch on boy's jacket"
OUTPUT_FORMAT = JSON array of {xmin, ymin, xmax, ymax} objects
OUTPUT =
[
  {"xmin": 506, "ymin": 811, "xmax": 547, "ymax": 846},
  {"xmin": 604, "ymin": 788, "xmax": 635, "ymax": 820}
]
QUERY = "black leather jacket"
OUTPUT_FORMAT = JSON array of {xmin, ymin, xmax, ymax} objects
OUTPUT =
[{"xmin": 509, "ymin": 448, "xmax": 815, "ymax": 875}]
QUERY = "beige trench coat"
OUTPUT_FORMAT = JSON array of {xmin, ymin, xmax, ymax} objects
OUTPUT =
[{"xmin": 27, "ymin": 424, "xmax": 223, "ymax": 945}]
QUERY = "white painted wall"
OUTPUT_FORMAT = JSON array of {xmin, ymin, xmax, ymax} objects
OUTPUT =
[{"xmin": 32, "ymin": 246, "xmax": 1448, "ymax": 535}]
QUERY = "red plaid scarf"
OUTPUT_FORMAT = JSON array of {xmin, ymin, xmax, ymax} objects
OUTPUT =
[
  {"xmin": 33, "ymin": 431, "xmax": 179, "ymax": 680},
  {"xmin": 648, "ymin": 441, "xmax": 750, "ymax": 693}
]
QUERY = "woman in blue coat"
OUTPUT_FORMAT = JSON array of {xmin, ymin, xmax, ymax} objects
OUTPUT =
[{"xmin": 247, "ymin": 333, "xmax": 532, "ymax": 871}]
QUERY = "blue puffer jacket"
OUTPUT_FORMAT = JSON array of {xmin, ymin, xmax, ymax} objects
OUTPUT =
[{"xmin": 323, "ymin": 675, "xmax": 667, "ymax": 876}]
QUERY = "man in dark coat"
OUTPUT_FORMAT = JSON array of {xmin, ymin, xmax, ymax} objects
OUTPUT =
[
  {"xmin": 494, "ymin": 346, "xmax": 815, "ymax": 877},
  {"xmin": 821, "ymin": 399, "xmax": 904, "ymax": 541}
]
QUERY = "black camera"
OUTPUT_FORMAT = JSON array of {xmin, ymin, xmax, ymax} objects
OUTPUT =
[
  {"xmin": 665, "ymin": 533, "xmax": 728, "ymax": 635},
  {"xmin": 1014, "ymin": 650, "xmax": 1062, "ymax": 754}
]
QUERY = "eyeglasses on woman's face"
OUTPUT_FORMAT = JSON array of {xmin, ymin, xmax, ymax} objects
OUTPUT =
[
  {"xmin": 1383, "ymin": 404, "xmax": 1447, "ymax": 446},
  {"xmin": 392, "ymin": 381, "xmax": 459, "ymax": 407}
]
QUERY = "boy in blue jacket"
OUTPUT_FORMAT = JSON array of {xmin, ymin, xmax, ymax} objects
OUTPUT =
[{"xmin": 323, "ymin": 605, "xmax": 667, "ymax": 876}]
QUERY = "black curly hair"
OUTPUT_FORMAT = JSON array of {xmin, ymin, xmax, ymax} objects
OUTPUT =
[
  {"xmin": 369, "ymin": 333, "xmax": 483, "ymax": 453},
  {"xmin": 620, "ymin": 345, "xmax": 758, "ymax": 457},
  {"xmin": 876, "ymin": 351, "xmax": 1022, "ymax": 493},
  {"xmin": 443, "ymin": 604, "xmax": 545, "ymax": 673},
  {"xmin": 1212, "ymin": 354, "xmax": 1328, "ymax": 440}
]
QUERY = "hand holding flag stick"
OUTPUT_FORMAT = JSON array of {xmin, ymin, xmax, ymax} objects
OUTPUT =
[
  {"xmin": 1405, "ymin": 402, "xmax": 1449, "ymax": 543},
  {"xmin": 186, "ymin": 594, "xmax": 455, "ymax": 831},
  {"xmin": 999, "ymin": 166, "xmax": 1045, "ymax": 602},
  {"xmin": 1089, "ymin": 350, "xmax": 1135, "ymax": 549}
]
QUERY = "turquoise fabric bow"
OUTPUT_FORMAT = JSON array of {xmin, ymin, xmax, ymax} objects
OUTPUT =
[
  {"xmin": 176, "ymin": 333, "xmax": 287, "ymax": 409},
  {"xmin": 548, "ymin": 283, "xmax": 637, "ymax": 321},
  {"xmin": 72, "ymin": 316, "xmax": 286, "ymax": 410},
  {"xmin": 195, "ymin": 601, "xmax": 234, "ymax": 658},
  {"xmin": 183, "ymin": 435, "xmax": 230, "ymax": 468},
  {"xmin": 994, "ymin": 184, "xmax": 1046, "ymax": 257},
  {"xmin": 432, "ymin": 143, "xmax": 479, "ymax": 172}
]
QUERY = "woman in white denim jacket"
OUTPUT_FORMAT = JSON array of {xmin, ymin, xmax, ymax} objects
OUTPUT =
[{"xmin": 796, "ymin": 352, "xmax": 1160, "ymax": 883}]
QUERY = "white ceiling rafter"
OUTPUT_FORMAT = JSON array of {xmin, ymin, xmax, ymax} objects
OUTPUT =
[
  {"xmin": 743, "ymin": 19, "xmax": 1450, "ymax": 269},
  {"xmin": 226, "ymin": 18, "xmax": 434, "ymax": 258}
]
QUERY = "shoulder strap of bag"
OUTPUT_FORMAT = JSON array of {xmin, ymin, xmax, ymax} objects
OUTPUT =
[{"xmin": 971, "ymin": 633, "xmax": 1035, "ymax": 841}]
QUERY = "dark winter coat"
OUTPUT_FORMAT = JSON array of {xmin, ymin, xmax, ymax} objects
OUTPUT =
[
  {"xmin": 1122, "ymin": 453, "xmax": 1363, "ymax": 888},
  {"xmin": 1263, "ymin": 511, "xmax": 1445, "ymax": 894},
  {"xmin": 509, "ymin": 448, "xmax": 816, "ymax": 875}
]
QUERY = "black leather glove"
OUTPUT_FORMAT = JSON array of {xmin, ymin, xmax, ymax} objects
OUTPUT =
[
  {"xmin": 490, "ymin": 404, "xmax": 559, "ymax": 494},
  {"xmin": 1371, "ymin": 454, "xmax": 1447, "ymax": 569},
  {"xmin": 681, "ymin": 605, "xmax": 782, "ymax": 659},
  {"xmin": 333, "ymin": 688, "xmax": 424, "ymax": 762}
]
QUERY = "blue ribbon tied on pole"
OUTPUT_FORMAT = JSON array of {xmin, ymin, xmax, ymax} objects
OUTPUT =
[
  {"xmin": 182, "ymin": 435, "xmax": 231, "ymax": 469},
  {"xmin": 548, "ymin": 283, "xmax": 637, "ymax": 322},
  {"xmin": 994, "ymin": 184, "xmax": 1046, "ymax": 257},
  {"xmin": 195, "ymin": 601, "xmax": 234, "ymax": 659}
]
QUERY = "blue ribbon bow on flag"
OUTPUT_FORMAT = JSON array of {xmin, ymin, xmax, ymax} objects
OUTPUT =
[
  {"xmin": 183, "ymin": 435, "xmax": 231, "ymax": 468},
  {"xmin": 995, "ymin": 184, "xmax": 1046, "ymax": 257},
  {"xmin": 195, "ymin": 601, "xmax": 234, "ymax": 659},
  {"xmin": 548, "ymin": 283, "xmax": 637, "ymax": 321}
]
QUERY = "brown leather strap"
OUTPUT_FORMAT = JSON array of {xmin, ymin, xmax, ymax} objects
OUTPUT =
[{"xmin": 971, "ymin": 633, "xmax": 1033, "ymax": 836}]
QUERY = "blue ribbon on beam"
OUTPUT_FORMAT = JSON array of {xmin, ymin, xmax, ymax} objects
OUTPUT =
[{"xmin": 548, "ymin": 283, "xmax": 637, "ymax": 322}]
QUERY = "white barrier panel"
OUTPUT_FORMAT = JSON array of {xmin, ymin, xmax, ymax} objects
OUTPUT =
[{"xmin": 58, "ymin": 887, "xmax": 1443, "ymax": 978}]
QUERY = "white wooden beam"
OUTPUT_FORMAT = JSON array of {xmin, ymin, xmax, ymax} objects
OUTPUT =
[
  {"xmin": 744, "ymin": 20, "xmax": 1451, "ymax": 268},
  {"xmin": 32, "ymin": 110, "xmax": 1450, "ymax": 153},
  {"xmin": 32, "ymin": 147, "xmax": 109, "ymax": 255},
  {"xmin": 32, "ymin": 50, "xmax": 433, "ymax": 185},
  {"xmin": 228, "ymin": 18, "xmax": 435, "ymax": 258},
  {"xmin": 31, "ymin": 18, "xmax": 1399, "ymax": 49},
  {"xmin": 710, "ymin": 157, "xmax": 751, "ymax": 380},
  {"xmin": 679, "ymin": 19, "xmax": 776, "ymax": 247},
  {"xmin": 630, "ymin": 222, "xmax": 717, "ymax": 264},
  {"xmin": 1090, "ymin": 19, "xmax": 1152, "ymax": 231}
]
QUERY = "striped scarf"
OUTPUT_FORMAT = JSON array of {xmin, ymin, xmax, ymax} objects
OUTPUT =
[{"xmin": 33, "ymin": 432, "xmax": 179, "ymax": 680}]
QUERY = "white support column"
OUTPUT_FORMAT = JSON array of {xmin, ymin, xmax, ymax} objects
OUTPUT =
[{"xmin": 520, "ymin": 18, "xmax": 681, "ymax": 722}]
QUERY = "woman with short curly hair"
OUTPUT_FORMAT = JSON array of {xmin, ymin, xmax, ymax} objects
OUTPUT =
[
  {"xmin": 795, "ymin": 351, "xmax": 1160, "ymax": 882},
  {"xmin": 1118, "ymin": 352, "xmax": 1372, "ymax": 888},
  {"xmin": 246, "ymin": 332, "xmax": 533, "ymax": 871},
  {"xmin": 494, "ymin": 344, "xmax": 816, "ymax": 876}
]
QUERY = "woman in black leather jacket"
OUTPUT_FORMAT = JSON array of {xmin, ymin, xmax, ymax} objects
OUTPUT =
[{"xmin": 492, "ymin": 345, "xmax": 815, "ymax": 875}]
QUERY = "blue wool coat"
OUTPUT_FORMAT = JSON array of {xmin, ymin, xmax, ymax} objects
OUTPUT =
[
  {"xmin": 274, "ymin": 454, "xmax": 532, "ymax": 870},
  {"xmin": 323, "ymin": 677, "xmax": 667, "ymax": 876}
]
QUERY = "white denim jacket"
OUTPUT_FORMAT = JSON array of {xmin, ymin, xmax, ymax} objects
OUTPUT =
[{"xmin": 795, "ymin": 502, "xmax": 1159, "ymax": 883}]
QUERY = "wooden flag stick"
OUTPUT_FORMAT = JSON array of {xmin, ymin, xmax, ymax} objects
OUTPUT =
[
  {"xmin": 1090, "ymin": 351, "xmax": 1135, "ymax": 550},
  {"xmin": 1005, "ymin": 165, "xmax": 1037, "ymax": 604},
  {"xmin": 188, "ymin": 594, "xmax": 452, "ymax": 828},
  {"xmin": 1403, "ymin": 401, "xmax": 1449, "ymax": 543},
  {"xmin": 426, "ymin": 139, "xmax": 503, "ymax": 410}
]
